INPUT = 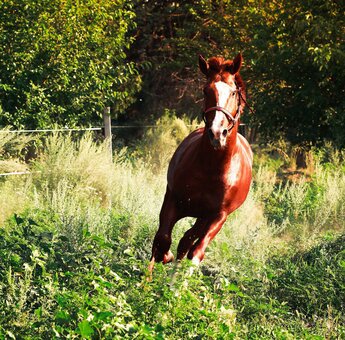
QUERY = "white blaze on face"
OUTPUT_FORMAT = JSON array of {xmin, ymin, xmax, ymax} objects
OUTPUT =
[
  {"xmin": 215, "ymin": 81, "xmax": 236, "ymax": 108},
  {"xmin": 212, "ymin": 81, "xmax": 237, "ymax": 129},
  {"xmin": 208, "ymin": 81, "xmax": 237, "ymax": 147}
]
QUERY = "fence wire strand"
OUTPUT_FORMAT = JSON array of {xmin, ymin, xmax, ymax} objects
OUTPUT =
[{"xmin": 0, "ymin": 123, "xmax": 246, "ymax": 176}]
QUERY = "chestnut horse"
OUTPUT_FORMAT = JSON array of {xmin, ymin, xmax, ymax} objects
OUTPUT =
[{"xmin": 149, "ymin": 53, "xmax": 253, "ymax": 273}]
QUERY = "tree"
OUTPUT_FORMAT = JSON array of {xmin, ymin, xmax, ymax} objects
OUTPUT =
[
  {"xmin": 129, "ymin": 0, "xmax": 252, "ymax": 122},
  {"xmin": 0, "ymin": 0, "xmax": 140, "ymax": 128},
  {"xmin": 249, "ymin": 0, "xmax": 345, "ymax": 146},
  {"xmin": 129, "ymin": 0, "xmax": 345, "ymax": 146}
]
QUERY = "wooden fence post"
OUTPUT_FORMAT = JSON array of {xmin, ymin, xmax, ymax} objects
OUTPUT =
[
  {"xmin": 102, "ymin": 106, "xmax": 112, "ymax": 209},
  {"xmin": 102, "ymin": 106, "xmax": 112, "ymax": 160}
]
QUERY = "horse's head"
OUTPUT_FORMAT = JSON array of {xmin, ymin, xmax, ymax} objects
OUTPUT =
[{"xmin": 199, "ymin": 54, "xmax": 245, "ymax": 149}]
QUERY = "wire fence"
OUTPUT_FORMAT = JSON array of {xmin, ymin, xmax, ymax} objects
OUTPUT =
[
  {"xmin": 0, "ymin": 122, "xmax": 246, "ymax": 177},
  {"xmin": 0, "ymin": 123, "xmax": 243, "ymax": 134},
  {"xmin": 0, "ymin": 127, "xmax": 102, "ymax": 133},
  {"xmin": 0, "ymin": 125, "xmax": 157, "ymax": 177},
  {"xmin": 0, "ymin": 126, "xmax": 159, "ymax": 134},
  {"xmin": 0, "ymin": 123, "xmax": 245, "ymax": 133}
]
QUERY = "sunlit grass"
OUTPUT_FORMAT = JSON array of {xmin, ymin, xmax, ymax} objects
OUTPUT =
[
  {"xmin": 1, "ymin": 123, "xmax": 345, "ymax": 253},
  {"xmin": 0, "ymin": 176, "xmax": 31, "ymax": 226},
  {"xmin": 0, "ymin": 130, "xmax": 34, "ymax": 224},
  {"xmin": 0, "ymin": 122, "xmax": 345, "ymax": 338}
]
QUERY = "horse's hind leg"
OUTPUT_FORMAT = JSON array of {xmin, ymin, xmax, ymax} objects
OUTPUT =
[
  {"xmin": 176, "ymin": 218, "xmax": 207, "ymax": 260},
  {"xmin": 149, "ymin": 188, "xmax": 181, "ymax": 272}
]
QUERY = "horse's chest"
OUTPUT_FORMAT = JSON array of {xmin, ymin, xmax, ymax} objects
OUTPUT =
[
  {"xmin": 172, "ymin": 174, "xmax": 232, "ymax": 216},
  {"xmin": 171, "ymin": 155, "xmax": 250, "ymax": 216}
]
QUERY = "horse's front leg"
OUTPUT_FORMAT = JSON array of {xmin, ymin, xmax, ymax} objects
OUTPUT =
[
  {"xmin": 187, "ymin": 212, "xmax": 227, "ymax": 265},
  {"xmin": 149, "ymin": 188, "xmax": 181, "ymax": 273},
  {"xmin": 176, "ymin": 218, "xmax": 208, "ymax": 261}
]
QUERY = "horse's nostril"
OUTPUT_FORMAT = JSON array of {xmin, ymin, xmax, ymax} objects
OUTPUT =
[
  {"xmin": 208, "ymin": 128, "xmax": 214, "ymax": 140},
  {"xmin": 222, "ymin": 129, "xmax": 228, "ymax": 137}
]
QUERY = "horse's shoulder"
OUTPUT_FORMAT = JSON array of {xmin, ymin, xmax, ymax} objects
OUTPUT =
[
  {"xmin": 236, "ymin": 133, "xmax": 253, "ymax": 165},
  {"xmin": 167, "ymin": 128, "xmax": 203, "ymax": 187}
]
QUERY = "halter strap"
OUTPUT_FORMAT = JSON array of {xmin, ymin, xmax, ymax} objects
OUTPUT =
[
  {"xmin": 203, "ymin": 88, "xmax": 242, "ymax": 132},
  {"xmin": 204, "ymin": 105, "xmax": 240, "ymax": 127}
]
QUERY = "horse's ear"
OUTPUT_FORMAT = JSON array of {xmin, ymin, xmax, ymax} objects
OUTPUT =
[
  {"xmin": 230, "ymin": 53, "xmax": 243, "ymax": 74},
  {"xmin": 199, "ymin": 55, "xmax": 209, "ymax": 76}
]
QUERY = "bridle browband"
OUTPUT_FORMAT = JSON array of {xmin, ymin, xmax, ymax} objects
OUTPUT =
[{"xmin": 202, "ymin": 83, "xmax": 253, "ymax": 132}]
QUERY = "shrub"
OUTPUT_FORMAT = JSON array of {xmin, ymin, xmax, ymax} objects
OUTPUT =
[{"xmin": 133, "ymin": 110, "xmax": 199, "ymax": 171}]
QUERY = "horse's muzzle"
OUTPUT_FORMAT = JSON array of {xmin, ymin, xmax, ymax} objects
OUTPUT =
[{"xmin": 208, "ymin": 128, "xmax": 227, "ymax": 149}]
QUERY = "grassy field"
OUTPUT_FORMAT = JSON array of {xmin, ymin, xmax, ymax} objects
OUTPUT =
[{"xmin": 0, "ymin": 119, "xmax": 344, "ymax": 339}]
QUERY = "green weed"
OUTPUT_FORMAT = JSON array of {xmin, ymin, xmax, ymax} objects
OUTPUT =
[{"xmin": 1, "ymin": 125, "xmax": 345, "ymax": 338}]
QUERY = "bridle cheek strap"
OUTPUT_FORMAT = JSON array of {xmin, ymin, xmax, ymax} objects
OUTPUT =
[
  {"xmin": 203, "ymin": 89, "xmax": 242, "ymax": 132},
  {"xmin": 204, "ymin": 105, "xmax": 240, "ymax": 131}
]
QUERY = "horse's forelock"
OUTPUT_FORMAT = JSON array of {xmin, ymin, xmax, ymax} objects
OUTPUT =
[
  {"xmin": 208, "ymin": 57, "xmax": 224, "ymax": 73},
  {"xmin": 206, "ymin": 56, "xmax": 246, "ymax": 105}
]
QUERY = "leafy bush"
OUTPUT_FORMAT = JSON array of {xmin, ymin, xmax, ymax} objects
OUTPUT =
[
  {"xmin": 0, "ymin": 0, "xmax": 139, "ymax": 128},
  {"xmin": 270, "ymin": 235, "xmax": 345, "ymax": 317},
  {"xmin": 133, "ymin": 110, "xmax": 199, "ymax": 171},
  {"xmin": 1, "ymin": 212, "xmax": 344, "ymax": 339}
]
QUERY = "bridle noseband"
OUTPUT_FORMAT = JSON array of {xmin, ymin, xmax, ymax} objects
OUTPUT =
[{"xmin": 203, "ymin": 85, "xmax": 251, "ymax": 132}]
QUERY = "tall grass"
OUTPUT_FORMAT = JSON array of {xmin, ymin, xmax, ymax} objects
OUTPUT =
[
  {"xmin": 0, "ymin": 120, "xmax": 345, "ymax": 338},
  {"xmin": 0, "ymin": 176, "xmax": 31, "ymax": 225},
  {"xmin": 1, "ymin": 121, "xmax": 345, "ymax": 254},
  {"xmin": 0, "ymin": 130, "xmax": 34, "ymax": 224}
]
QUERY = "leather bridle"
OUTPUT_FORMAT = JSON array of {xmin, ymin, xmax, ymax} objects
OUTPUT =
[{"xmin": 202, "ymin": 84, "xmax": 253, "ymax": 132}]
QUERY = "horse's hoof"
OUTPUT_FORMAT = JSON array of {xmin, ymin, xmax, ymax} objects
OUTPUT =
[
  {"xmin": 163, "ymin": 250, "xmax": 174, "ymax": 264},
  {"xmin": 147, "ymin": 257, "xmax": 155, "ymax": 280}
]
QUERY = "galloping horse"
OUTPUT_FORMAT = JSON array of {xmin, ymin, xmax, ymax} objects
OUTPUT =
[{"xmin": 149, "ymin": 53, "xmax": 253, "ymax": 273}]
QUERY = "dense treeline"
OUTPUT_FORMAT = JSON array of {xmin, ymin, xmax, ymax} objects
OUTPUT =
[
  {"xmin": 0, "ymin": 0, "xmax": 344, "ymax": 146},
  {"xmin": 0, "ymin": 0, "xmax": 139, "ymax": 128}
]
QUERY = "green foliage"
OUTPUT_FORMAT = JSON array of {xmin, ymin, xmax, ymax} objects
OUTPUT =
[
  {"xmin": 0, "ymin": 211, "xmax": 237, "ymax": 338},
  {"xmin": 0, "ymin": 0, "xmax": 140, "ymax": 128},
  {"xmin": 130, "ymin": 0, "xmax": 345, "ymax": 146},
  {"xmin": 270, "ymin": 235, "xmax": 345, "ymax": 317},
  {"xmin": 1, "ymin": 131, "xmax": 345, "ymax": 338},
  {"xmin": 250, "ymin": 0, "xmax": 345, "ymax": 146},
  {"xmin": 0, "ymin": 210, "xmax": 344, "ymax": 339}
]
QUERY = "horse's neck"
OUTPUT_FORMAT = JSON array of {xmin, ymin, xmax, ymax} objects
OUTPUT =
[{"xmin": 200, "ymin": 130, "xmax": 238, "ymax": 172}]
